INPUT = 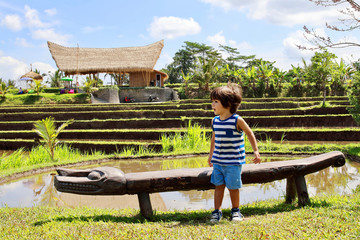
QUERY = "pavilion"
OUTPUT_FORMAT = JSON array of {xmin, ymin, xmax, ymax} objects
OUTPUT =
[{"xmin": 47, "ymin": 40, "xmax": 168, "ymax": 87}]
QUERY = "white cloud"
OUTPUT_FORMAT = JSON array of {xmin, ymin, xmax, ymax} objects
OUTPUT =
[
  {"xmin": 228, "ymin": 40, "xmax": 253, "ymax": 52},
  {"xmin": 155, "ymin": 52, "xmax": 173, "ymax": 69},
  {"xmin": 82, "ymin": 26, "xmax": 104, "ymax": 34},
  {"xmin": 207, "ymin": 31, "xmax": 226, "ymax": 46},
  {"xmin": 0, "ymin": 51, "xmax": 56, "ymax": 83},
  {"xmin": 0, "ymin": 55, "xmax": 28, "ymax": 80},
  {"xmin": 24, "ymin": 5, "xmax": 50, "ymax": 28},
  {"xmin": 1, "ymin": 14, "xmax": 22, "ymax": 31},
  {"xmin": 201, "ymin": 0, "xmax": 340, "ymax": 27},
  {"xmin": 32, "ymin": 28, "xmax": 71, "ymax": 45},
  {"xmin": 207, "ymin": 32, "xmax": 254, "ymax": 53},
  {"xmin": 15, "ymin": 37, "xmax": 32, "ymax": 47},
  {"xmin": 44, "ymin": 8, "xmax": 57, "ymax": 16},
  {"xmin": 282, "ymin": 29, "xmax": 315, "ymax": 60},
  {"xmin": 32, "ymin": 62, "xmax": 56, "ymax": 75},
  {"xmin": 148, "ymin": 16, "xmax": 201, "ymax": 39}
]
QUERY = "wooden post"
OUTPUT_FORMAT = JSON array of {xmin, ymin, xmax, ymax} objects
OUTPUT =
[
  {"xmin": 137, "ymin": 192, "xmax": 153, "ymax": 218},
  {"xmin": 285, "ymin": 177, "xmax": 297, "ymax": 204},
  {"xmin": 294, "ymin": 175, "xmax": 310, "ymax": 206}
]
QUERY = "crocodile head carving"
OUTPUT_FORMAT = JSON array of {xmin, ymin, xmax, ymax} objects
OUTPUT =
[{"xmin": 54, "ymin": 167, "xmax": 126, "ymax": 195}]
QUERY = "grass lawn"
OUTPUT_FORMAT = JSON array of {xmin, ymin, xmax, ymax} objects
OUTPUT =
[{"xmin": 0, "ymin": 192, "xmax": 359, "ymax": 239}]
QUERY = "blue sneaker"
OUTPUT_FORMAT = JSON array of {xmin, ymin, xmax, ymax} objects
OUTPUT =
[
  {"xmin": 231, "ymin": 208, "xmax": 243, "ymax": 221},
  {"xmin": 210, "ymin": 209, "xmax": 222, "ymax": 223}
]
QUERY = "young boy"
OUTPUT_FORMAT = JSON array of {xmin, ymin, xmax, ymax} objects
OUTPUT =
[{"xmin": 208, "ymin": 83, "xmax": 261, "ymax": 222}]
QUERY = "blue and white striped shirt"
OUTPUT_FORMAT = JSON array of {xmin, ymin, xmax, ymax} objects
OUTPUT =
[{"xmin": 211, "ymin": 114, "xmax": 246, "ymax": 165}]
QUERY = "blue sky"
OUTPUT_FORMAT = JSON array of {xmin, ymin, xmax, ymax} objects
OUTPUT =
[{"xmin": 1, "ymin": 0, "xmax": 360, "ymax": 83}]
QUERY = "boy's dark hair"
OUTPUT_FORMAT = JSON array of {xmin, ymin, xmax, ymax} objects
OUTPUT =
[{"xmin": 210, "ymin": 83, "xmax": 242, "ymax": 114}]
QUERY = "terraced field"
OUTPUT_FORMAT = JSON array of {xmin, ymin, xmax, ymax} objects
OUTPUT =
[{"xmin": 0, "ymin": 96, "xmax": 358, "ymax": 153}]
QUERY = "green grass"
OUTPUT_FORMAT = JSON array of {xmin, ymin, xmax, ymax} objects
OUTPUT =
[
  {"xmin": 0, "ymin": 192, "xmax": 358, "ymax": 239},
  {"xmin": 0, "ymin": 93, "xmax": 90, "ymax": 105},
  {"xmin": 0, "ymin": 144, "xmax": 108, "ymax": 177},
  {"xmin": 160, "ymin": 121, "xmax": 209, "ymax": 154}
]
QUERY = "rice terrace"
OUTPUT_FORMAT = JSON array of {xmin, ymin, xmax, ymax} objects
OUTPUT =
[{"xmin": 1, "ymin": 1, "xmax": 360, "ymax": 237}]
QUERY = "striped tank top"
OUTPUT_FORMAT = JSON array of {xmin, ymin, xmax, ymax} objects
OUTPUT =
[{"xmin": 211, "ymin": 114, "xmax": 246, "ymax": 165}]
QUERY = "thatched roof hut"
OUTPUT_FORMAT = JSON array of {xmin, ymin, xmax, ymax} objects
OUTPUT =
[
  {"xmin": 47, "ymin": 40, "xmax": 164, "ymax": 75},
  {"xmin": 20, "ymin": 71, "xmax": 43, "ymax": 80}
]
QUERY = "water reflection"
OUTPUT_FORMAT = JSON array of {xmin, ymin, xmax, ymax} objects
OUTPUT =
[{"xmin": 0, "ymin": 156, "xmax": 359, "ymax": 211}]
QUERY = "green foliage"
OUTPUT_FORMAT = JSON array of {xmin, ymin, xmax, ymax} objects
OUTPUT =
[
  {"xmin": 83, "ymin": 77, "xmax": 98, "ymax": 95},
  {"xmin": 0, "ymin": 93, "xmax": 90, "ymax": 105},
  {"xmin": 33, "ymin": 117, "xmax": 74, "ymax": 161},
  {"xmin": 0, "ymin": 81, "xmax": 9, "ymax": 97},
  {"xmin": 0, "ymin": 148, "xmax": 25, "ymax": 170},
  {"xmin": 30, "ymin": 79, "xmax": 45, "ymax": 96},
  {"xmin": 47, "ymin": 70, "xmax": 64, "ymax": 87},
  {"xmin": 160, "ymin": 122, "xmax": 210, "ymax": 154},
  {"xmin": 347, "ymin": 71, "xmax": 360, "ymax": 124}
]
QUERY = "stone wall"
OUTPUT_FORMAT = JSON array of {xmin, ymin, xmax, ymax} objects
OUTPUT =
[
  {"xmin": 93, "ymin": 88, "xmax": 120, "ymax": 104},
  {"xmin": 118, "ymin": 88, "xmax": 179, "ymax": 103},
  {"xmin": 92, "ymin": 87, "xmax": 179, "ymax": 103}
]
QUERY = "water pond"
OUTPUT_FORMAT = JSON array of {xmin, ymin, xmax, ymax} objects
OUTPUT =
[{"xmin": 0, "ymin": 155, "xmax": 359, "ymax": 211}]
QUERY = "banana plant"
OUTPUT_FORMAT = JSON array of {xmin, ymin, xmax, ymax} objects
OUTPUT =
[
  {"xmin": 30, "ymin": 79, "xmax": 44, "ymax": 96},
  {"xmin": 0, "ymin": 82, "xmax": 9, "ymax": 97},
  {"xmin": 33, "ymin": 117, "xmax": 74, "ymax": 161},
  {"xmin": 83, "ymin": 77, "xmax": 98, "ymax": 95}
]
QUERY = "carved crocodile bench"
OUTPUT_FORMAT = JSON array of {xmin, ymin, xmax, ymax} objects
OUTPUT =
[{"xmin": 54, "ymin": 151, "xmax": 345, "ymax": 218}]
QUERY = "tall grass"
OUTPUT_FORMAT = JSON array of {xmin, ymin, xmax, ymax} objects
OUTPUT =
[
  {"xmin": 160, "ymin": 122, "xmax": 210, "ymax": 154},
  {"xmin": 0, "ymin": 144, "xmax": 106, "ymax": 175},
  {"xmin": 0, "ymin": 148, "xmax": 25, "ymax": 170}
]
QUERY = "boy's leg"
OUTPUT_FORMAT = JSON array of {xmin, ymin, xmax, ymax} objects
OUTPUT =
[
  {"xmin": 214, "ymin": 184, "xmax": 226, "ymax": 210},
  {"xmin": 229, "ymin": 189, "xmax": 240, "ymax": 209},
  {"xmin": 229, "ymin": 188, "xmax": 243, "ymax": 221}
]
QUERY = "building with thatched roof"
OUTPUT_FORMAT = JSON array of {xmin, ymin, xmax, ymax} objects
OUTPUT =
[
  {"xmin": 47, "ymin": 40, "xmax": 168, "ymax": 87},
  {"xmin": 20, "ymin": 71, "xmax": 43, "ymax": 81}
]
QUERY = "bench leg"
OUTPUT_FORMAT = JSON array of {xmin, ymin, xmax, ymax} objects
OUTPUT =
[
  {"xmin": 137, "ymin": 192, "xmax": 153, "ymax": 218},
  {"xmin": 285, "ymin": 177, "xmax": 297, "ymax": 204},
  {"xmin": 294, "ymin": 175, "xmax": 310, "ymax": 206}
]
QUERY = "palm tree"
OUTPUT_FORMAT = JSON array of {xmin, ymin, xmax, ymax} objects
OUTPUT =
[
  {"xmin": 48, "ymin": 70, "xmax": 64, "ymax": 87},
  {"xmin": 83, "ymin": 77, "xmax": 98, "ymax": 95},
  {"xmin": 33, "ymin": 117, "xmax": 74, "ymax": 161},
  {"xmin": 0, "ymin": 82, "xmax": 9, "ymax": 97},
  {"xmin": 30, "ymin": 79, "xmax": 44, "ymax": 95},
  {"xmin": 192, "ymin": 57, "xmax": 220, "ymax": 91}
]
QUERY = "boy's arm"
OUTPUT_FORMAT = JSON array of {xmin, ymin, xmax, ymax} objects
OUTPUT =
[
  {"xmin": 208, "ymin": 132, "xmax": 215, "ymax": 167},
  {"xmin": 237, "ymin": 117, "xmax": 261, "ymax": 164},
  {"xmin": 208, "ymin": 118, "xmax": 215, "ymax": 167}
]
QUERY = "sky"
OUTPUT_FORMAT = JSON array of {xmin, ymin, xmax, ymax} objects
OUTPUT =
[{"xmin": 1, "ymin": 0, "xmax": 360, "ymax": 84}]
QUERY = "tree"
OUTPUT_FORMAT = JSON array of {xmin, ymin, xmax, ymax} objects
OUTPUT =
[
  {"xmin": 347, "ymin": 71, "xmax": 360, "ymax": 124},
  {"xmin": 163, "ymin": 48, "xmax": 196, "ymax": 83},
  {"xmin": 83, "ymin": 77, "xmax": 98, "ymax": 95},
  {"xmin": 0, "ymin": 82, "xmax": 9, "ymax": 97},
  {"xmin": 33, "ymin": 117, "xmax": 74, "ymax": 161},
  {"xmin": 257, "ymin": 60, "xmax": 274, "ymax": 92},
  {"xmin": 192, "ymin": 57, "xmax": 221, "ymax": 92},
  {"xmin": 30, "ymin": 79, "xmax": 44, "ymax": 96},
  {"xmin": 299, "ymin": 0, "xmax": 360, "ymax": 50},
  {"xmin": 48, "ymin": 70, "xmax": 64, "ymax": 87},
  {"xmin": 306, "ymin": 50, "xmax": 337, "ymax": 105},
  {"xmin": 331, "ymin": 59, "xmax": 355, "ymax": 95},
  {"xmin": 219, "ymin": 44, "xmax": 255, "ymax": 69}
]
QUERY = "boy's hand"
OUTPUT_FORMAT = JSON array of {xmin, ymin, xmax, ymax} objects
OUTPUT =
[
  {"xmin": 252, "ymin": 151, "xmax": 261, "ymax": 164},
  {"xmin": 208, "ymin": 158, "xmax": 213, "ymax": 167}
]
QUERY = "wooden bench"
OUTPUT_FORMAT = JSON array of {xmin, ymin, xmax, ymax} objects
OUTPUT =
[{"xmin": 55, "ymin": 151, "xmax": 345, "ymax": 218}]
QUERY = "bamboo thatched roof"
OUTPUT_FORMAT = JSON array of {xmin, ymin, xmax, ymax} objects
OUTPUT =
[
  {"xmin": 47, "ymin": 40, "xmax": 164, "ymax": 75},
  {"xmin": 20, "ymin": 71, "xmax": 43, "ymax": 80}
]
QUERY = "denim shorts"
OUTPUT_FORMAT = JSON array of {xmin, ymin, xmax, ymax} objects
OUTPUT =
[{"xmin": 210, "ymin": 164, "xmax": 243, "ymax": 190}]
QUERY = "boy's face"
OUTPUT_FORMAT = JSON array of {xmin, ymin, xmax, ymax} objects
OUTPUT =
[{"xmin": 211, "ymin": 99, "xmax": 229, "ymax": 116}]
